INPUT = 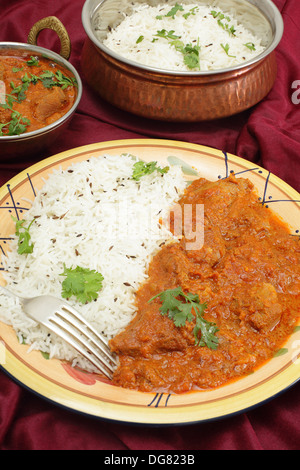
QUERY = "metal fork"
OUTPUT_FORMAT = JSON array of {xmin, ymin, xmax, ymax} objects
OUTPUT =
[{"xmin": 0, "ymin": 285, "xmax": 117, "ymax": 379}]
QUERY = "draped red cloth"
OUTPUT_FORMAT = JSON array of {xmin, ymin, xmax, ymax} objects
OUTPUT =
[{"xmin": 0, "ymin": 0, "xmax": 299, "ymax": 451}]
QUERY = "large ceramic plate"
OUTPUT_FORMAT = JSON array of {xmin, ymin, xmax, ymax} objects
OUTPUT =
[{"xmin": 0, "ymin": 139, "xmax": 299, "ymax": 425}]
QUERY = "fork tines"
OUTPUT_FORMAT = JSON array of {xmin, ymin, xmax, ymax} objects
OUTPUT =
[{"xmin": 44, "ymin": 305, "xmax": 118, "ymax": 380}]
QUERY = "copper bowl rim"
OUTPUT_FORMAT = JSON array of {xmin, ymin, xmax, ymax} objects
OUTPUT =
[
  {"xmin": 82, "ymin": 0, "xmax": 284, "ymax": 77},
  {"xmin": 0, "ymin": 42, "xmax": 82, "ymax": 142}
]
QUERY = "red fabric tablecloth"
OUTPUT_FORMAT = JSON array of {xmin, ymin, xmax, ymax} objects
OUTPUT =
[{"xmin": 0, "ymin": 0, "xmax": 299, "ymax": 451}]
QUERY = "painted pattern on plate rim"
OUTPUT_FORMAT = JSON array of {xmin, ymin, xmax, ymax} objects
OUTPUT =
[{"xmin": 0, "ymin": 140, "xmax": 299, "ymax": 418}]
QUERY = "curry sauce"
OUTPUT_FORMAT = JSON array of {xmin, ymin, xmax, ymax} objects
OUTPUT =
[
  {"xmin": 0, "ymin": 52, "xmax": 77, "ymax": 136},
  {"xmin": 110, "ymin": 175, "xmax": 300, "ymax": 393}
]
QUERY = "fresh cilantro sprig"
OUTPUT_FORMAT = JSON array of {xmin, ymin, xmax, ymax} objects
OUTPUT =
[
  {"xmin": 173, "ymin": 40, "xmax": 201, "ymax": 70},
  {"xmin": 39, "ymin": 70, "xmax": 77, "ymax": 90},
  {"xmin": 0, "ymin": 79, "xmax": 33, "ymax": 135},
  {"xmin": 210, "ymin": 10, "xmax": 236, "ymax": 36},
  {"xmin": 0, "ymin": 107, "xmax": 30, "ymax": 136},
  {"xmin": 8, "ymin": 72, "xmax": 40, "ymax": 104},
  {"xmin": 156, "ymin": 3, "xmax": 184, "ymax": 20},
  {"xmin": 183, "ymin": 6, "xmax": 199, "ymax": 20},
  {"xmin": 155, "ymin": 29, "xmax": 181, "ymax": 40},
  {"xmin": 26, "ymin": 56, "xmax": 40, "ymax": 67},
  {"xmin": 165, "ymin": 3, "xmax": 184, "ymax": 19},
  {"xmin": 156, "ymin": 3, "xmax": 199, "ymax": 21},
  {"xmin": 149, "ymin": 287, "xmax": 219, "ymax": 349},
  {"xmin": 154, "ymin": 30, "xmax": 201, "ymax": 70},
  {"xmin": 9, "ymin": 80, "xmax": 29, "ymax": 103},
  {"xmin": 244, "ymin": 42, "xmax": 256, "ymax": 51},
  {"xmin": 16, "ymin": 67, "xmax": 77, "ymax": 92},
  {"xmin": 12, "ymin": 66, "xmax": 24, "ymax": 73},
  {"xmin": 220, "ymin": 43, "xmax": 236, "ymax": 58},
  {"xmin": 132, "ymin": 161, "xmax": 169, "ymax": 181},
  {"xmin": 12, "ymin": 216, "xmax": 35, "ymax": 254},
  {"xmin": 60, "ymin": 265, "xmax": 104, "ymax": 304}
]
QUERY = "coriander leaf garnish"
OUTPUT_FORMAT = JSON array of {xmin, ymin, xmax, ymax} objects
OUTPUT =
[
  {"xmin": 244, "ymin": 42, "xmax": 256, "ymax": 51},
  {"xmin": 27, "ymin": 56, "xmax": 40, "ymax": 66},
  {"xmin": 174, "ymin": 40, "xmax": 201, "ymax": 70},
  {"xmin": 183, "ymin": 6, "xmax": 199, "ymax": 19},
  {"xmin": 22, "ymin": 72, "xmax": 39, "ymax": 86},
  {"xmin": 0, "ymin": 97, "xmax": 31, "ymax": 136},
  {"xmin": 60, "ymin": 265, "xmax": 104, "ymax": 304},
  {"xmin": 220, "ymin": 43, "xmax": 236, "ymax": 58},
  {"xmin": 156, "ymin": 3, "xmax": 184, "ymax": 20},
  {"xmin": 12, "ymin": 216, "xmax": 35, "ymax": 255},
  {"xmin": 9, "ymin": 80, "xmax": 29, "ymax": 102},
  {"xmin": 12, "ymin": 66, "xmax": 24, "ymax": 73},
  {"xmin": 7, "ymin": 110, "xmax": 30, "ymax": 135},
  {"xmin": 154, "ymin": 31, "xmax": 200, "ymax": 70},
  {"xmin": 39, "ymin": 70, "xmax": 77, "ymax": 89},
  {"xmin": 149, "ymin": 287, "xmax": 219, "ymax": 349},
  {"xmin": 132, "ymin": 161, "xmax": 169, "ymax": 181},
  {"xmin": 165, "ymin": 3, "xmax": 184, "ymax": 19},
  {"xmin": 54, "ymin": 70, "xmax": 78, "ymax": 89},
  {"xmin": 157, "ymin": 4, "xmax": 198, "ymax": 21},
  {"xmin": 210, "ymin": 10, "xmax": 218, "ymax": 18},
  {"xmin": 155, "ymin": 29, "xmax": 181, "ymax": 40},
  {"xmin": 136, "ymin": 35, "xmax": 144, "ymax": 44},
  {"xmin": 210, "ymin": 10, "xmax": 236, "ymax": 36}
]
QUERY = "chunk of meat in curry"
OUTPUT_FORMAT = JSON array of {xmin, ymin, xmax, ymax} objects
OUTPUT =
[{"xmin": 110, "ymin": 175, "xmax": 300, "ymax": 394}]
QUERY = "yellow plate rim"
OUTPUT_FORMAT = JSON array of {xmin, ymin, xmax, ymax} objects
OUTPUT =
[{"xmin": 0, "ymin": 138, "xmax": 299, "ymax": 426}]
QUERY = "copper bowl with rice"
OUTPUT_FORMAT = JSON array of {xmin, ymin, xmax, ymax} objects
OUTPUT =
[{"xmin": 81, "ymin": 0, "xmax": 283, "ymax": 122}]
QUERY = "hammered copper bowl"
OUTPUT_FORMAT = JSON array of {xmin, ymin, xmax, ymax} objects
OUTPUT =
[
  {"xmin": 0, "ymin": 17, "xmax": 82, "ymax": 159},
  {"xmin": 81, "ymin": 0, "xmax": 283, "ymax": 122}
]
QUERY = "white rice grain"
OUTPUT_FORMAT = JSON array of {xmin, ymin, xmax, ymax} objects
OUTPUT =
[
  {"xmin": 0, "ymin": 154, "xmax": 186, "ymax": 371},
  {"xmin": 102, "ymin": 2, "xmax": 266, "ymax": 71}
]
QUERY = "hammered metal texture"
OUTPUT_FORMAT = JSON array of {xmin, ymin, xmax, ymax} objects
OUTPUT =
[{"xmin": 81, "ymin": 38, "xmax": 277, "ymax": 122}]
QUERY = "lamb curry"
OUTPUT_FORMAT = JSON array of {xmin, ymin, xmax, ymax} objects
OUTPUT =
[
  {"xmin": 0, "ymin": 52, "xmax": 77, "ymax": 136},
  {"xmin": 110, "ymin": 175, "xmax": 300, "ymax": 394}
]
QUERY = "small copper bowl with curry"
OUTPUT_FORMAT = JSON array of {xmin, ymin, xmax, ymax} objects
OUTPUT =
[
  {"xmin": 0, "ymin": 17, "xmax": 82, "ymax": 159},
  {"xmin": 81, "ymin": 0, "xmax": 283, "ymax": 122}
]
